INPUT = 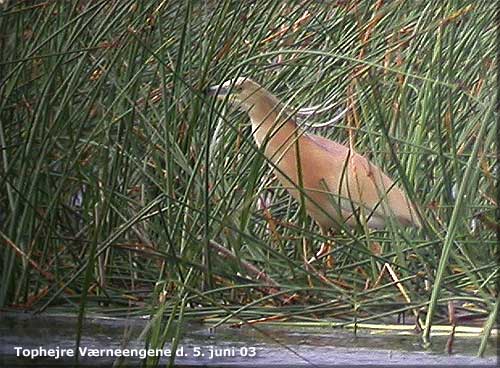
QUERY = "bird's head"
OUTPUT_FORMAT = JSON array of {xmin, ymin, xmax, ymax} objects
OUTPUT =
[{"xmin": 207, "ymin": 77, "xmax": 268, "ymax": 112}]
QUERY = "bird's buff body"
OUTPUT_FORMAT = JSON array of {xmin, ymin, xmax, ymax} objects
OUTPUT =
[{"xmin": 208, "ymin": 78, "xmax": 420, "ymax": 232}]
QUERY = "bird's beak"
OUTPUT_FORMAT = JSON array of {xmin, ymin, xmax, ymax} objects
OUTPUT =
[{"xmin": 206, "ymin": 84, "xmax": 230, "ymax": 97}]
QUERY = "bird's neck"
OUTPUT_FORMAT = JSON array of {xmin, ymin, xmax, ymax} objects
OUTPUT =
[{"xmin": 247, "ymin": 94, "xmax": 299, "ymax": 149}]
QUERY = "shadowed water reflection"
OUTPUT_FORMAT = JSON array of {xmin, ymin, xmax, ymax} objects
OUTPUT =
[{"xmin": 0, "ymin": 313, "xmax": 496, "ymax": 367}]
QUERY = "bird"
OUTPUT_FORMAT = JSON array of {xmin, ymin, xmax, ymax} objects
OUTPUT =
[{"xmin": 207, "ymin": 77, "xmax": 421, "ymax": 262}]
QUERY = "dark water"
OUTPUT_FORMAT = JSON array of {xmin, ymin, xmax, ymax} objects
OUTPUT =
[{"xmin": 0, "ymin": 313, "xmax": 497, "ymax": 367}]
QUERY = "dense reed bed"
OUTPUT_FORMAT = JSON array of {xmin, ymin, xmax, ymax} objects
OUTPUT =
[{"xmin": 0, "ymin": 0, "xmax": 497, "ymax": 360}]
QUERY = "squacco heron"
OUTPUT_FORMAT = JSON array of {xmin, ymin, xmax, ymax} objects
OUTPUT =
[{"xmin": 208, "ymin": 77, "xmax": 420, "ymax": 261}]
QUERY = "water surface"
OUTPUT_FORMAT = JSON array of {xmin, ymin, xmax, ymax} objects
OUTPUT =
[{"xmin": 0, "ymin": 313, "xmax": 496, "ymax": 367}]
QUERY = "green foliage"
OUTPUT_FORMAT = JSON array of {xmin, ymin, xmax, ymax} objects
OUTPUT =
[{"xmin": 0, "ymin": 0, "xmax": 496, "ymax": 355}]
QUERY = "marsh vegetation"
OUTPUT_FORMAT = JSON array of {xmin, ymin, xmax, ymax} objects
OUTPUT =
[{"xmin": 0, "ymin": 0, "xmax": 497, "ymax": 364}]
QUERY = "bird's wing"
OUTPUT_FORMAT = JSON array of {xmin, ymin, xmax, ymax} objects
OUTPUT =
[
  {"xmin": 347, "ymin": 152, "xmax": 419, "ymax": 227},
  {"xmin": 307, "ymin": 133, "xmax": 419, "ymax": 227},
  {"xmin": 306, "ymin": 132, "xmax": 350, "ymax": 157}
]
